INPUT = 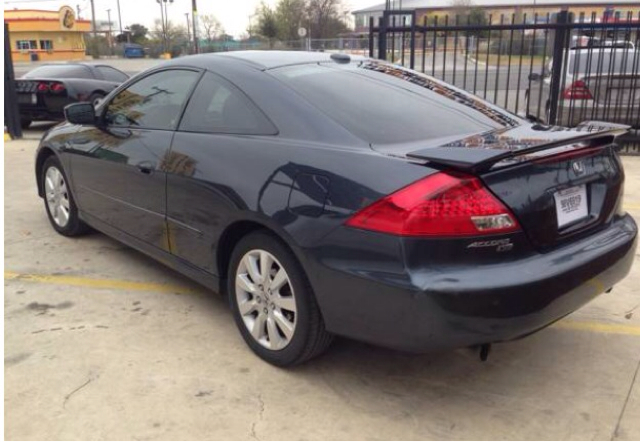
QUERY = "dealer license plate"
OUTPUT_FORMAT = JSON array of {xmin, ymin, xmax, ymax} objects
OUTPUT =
[
  {"xmin": 17, "ymin": 93, "xmax": 37, "ymax": 105},
  {"xmin": 554, "ymin": 185, "xmax": 588, "ymax": 228}
]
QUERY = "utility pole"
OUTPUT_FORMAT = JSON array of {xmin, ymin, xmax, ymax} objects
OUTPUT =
[
  {"xmin": 157, "ymin": 0, "xmax": 166, "ymax": 53},
  {"xmin": 192, "ymin": 0, "xmax": 199, "ymax": 53},
  {"xmin": 185, "ymin": 13, "xmax": 192, "ymax": 53},
  {"xmin": 163, "ymin": 0, "xmax": 174, "ymax": 52},
  {"xmin": 90, "ymin": 0, "xmax": 97, "ymax": 38},
  {"xmin": 76, "ymin": 4, "xmax": 81, "ymax": 19},
  {"xmin": 117, "ymin": 0, "xmax": 123, "ymax": 36},
  {"xmin": 106, "ymin": 9, "xmax": 113, "ymax": 55}
]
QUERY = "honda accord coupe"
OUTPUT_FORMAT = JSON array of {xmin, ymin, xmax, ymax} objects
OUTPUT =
[{"xmin": 35, "ymin": 51, "xmax": 637, "ymax": 366}]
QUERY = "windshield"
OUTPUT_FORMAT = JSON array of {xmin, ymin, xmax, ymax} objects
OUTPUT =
[
  {"xmin": 568, "ymin": 50, "xmax": 640, "ymax": 75},
  {"xmin": 23, "ymin": 65, "xmax": 94, "ymax": 79},
  {"xmin": 271, "ymin": 61, "xmax": 519, "ymax": 145}
]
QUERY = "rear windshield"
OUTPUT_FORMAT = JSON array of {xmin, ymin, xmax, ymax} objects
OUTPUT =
[
  {"xmin": 569, "ymin": 50, "xmax": 640, "ymax": 74},
  {"xmin": 271, "ymin": 61, "xmax": 518, "ymax": 144},
  {"xmin": 23, "ymin": 65, "xmax": 94, "ymax": 79}
]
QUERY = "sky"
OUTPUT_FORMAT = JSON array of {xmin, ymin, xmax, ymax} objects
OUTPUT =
[{"xmin": 3, "ymin": 0, "xmax": 381, "ymax": 37}]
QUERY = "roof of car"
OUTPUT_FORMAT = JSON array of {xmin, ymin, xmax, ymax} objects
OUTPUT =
[{"xmin": 167, "ymin": 51, "xmax": 368, "ymax": 71}]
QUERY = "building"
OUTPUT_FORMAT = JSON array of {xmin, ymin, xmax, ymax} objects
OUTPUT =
[
  {"xmin": 353, "ymin": 0, "xmax": 640, "ymax": 33},
  {"xmin": 4, "ymin": 6, "xmax": 91, "ymax": 62}
]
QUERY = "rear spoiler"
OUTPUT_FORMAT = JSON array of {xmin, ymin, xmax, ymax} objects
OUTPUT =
[{"xmin": 407, "ymin": 122, "xmax": 629, "ymax": 173}]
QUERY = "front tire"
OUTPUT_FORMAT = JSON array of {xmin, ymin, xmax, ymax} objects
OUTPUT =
[
  {"xmin": 228, "ymin": 231, "xmax": 333, "ymax": 366},
  {"xmin": 42, "ymin": 156, "xmax": 89, "ymax": 237}
]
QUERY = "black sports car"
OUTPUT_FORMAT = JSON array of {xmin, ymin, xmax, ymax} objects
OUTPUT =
[
  {"xmin": 17, "ymin": 62, "xmax": 129, "ymax": 128},
  {"xmin": 35, "ymin": 51, "xmax": 637, "ymax": 366}
]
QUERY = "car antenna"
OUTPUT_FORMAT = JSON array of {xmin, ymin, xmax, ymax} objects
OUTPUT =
[{"xmin": 330, "ymin": 53, "xmax": 350, "ymax": 64}]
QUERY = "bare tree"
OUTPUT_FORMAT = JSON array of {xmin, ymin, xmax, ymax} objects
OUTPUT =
[
  {"xmin": 200, "ymin": 14, "xmax": 224, "ymax": 43},
  {"xmin": 307, "ymin": 0, "xmax": 349, "ymax": 39}
]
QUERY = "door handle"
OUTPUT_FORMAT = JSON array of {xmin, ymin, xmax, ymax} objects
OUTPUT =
[{"xmin": 137, "ymin": 165, "xmax": 153, "ymax": 175}]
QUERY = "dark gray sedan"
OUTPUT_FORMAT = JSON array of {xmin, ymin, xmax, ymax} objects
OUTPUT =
[{"xmin": 35, "ymin": 51, "xmax": 637, "ymax": 366}]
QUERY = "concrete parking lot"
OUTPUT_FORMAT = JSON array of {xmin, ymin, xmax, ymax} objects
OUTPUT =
[{"xmin": 4, "ymin": 126, "xmax": 640, "ymax": 440}]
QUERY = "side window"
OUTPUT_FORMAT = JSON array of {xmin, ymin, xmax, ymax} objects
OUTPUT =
[
  {"xmin": 97, "ymin": 66, "xmax": 128, "ymax": 82},
  {"xmin": 179, "ymin": 72, "xmax": 277, "ymax": 135},
  {"xmin": 104, "ymin": 69, "xmax": 199, "ymax": 130}
]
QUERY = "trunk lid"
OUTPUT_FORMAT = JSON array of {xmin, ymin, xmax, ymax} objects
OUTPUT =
[{"xmin": 373, "ymin": 122, "xmax": 629, "ymax": 250}]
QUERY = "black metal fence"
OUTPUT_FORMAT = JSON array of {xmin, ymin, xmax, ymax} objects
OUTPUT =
[{"xmin": 369, "ymin": 9, "xmax": 640, "ymax": 154}]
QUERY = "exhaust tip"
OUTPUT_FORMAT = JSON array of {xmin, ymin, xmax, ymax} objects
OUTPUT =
[{"xmin": 480, "ymin": 343, "xmax": 491, "ymax": 362}]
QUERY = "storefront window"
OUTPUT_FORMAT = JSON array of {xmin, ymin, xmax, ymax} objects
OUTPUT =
[
  {"xmin": 40, "ymin": 40, "xmax": 54, "ymax": 50},
  {"xmin": 16, "ymin": 40, "xmax": 37, "ymax": 50}
]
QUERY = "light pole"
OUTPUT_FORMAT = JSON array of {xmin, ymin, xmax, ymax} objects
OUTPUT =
[
  {"xmin": 90, "ymin": 0, "xmax": 97, "ymax": 38},
  {"xmin": 157, "ymin": 0, "xmax": 166, "ymax": 53},
  {"xmin": 192, "ymin": 0, "xmax": 199, "ymax": 53},
  {"xmin": 106, "ymin": 8, "xmax": 113, "ymax": 55},
  {"xmin": 117, "ymin": 0, "xmax": 123, "ymax": 36},
  {"xmin": 185, "ymin": 13, "xmax": 191, "ymax": 53}
]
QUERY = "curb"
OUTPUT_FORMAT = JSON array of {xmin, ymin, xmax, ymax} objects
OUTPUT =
[{"xmin": 465, "ymin": 54, "xmax": 487, "ymax": 67}]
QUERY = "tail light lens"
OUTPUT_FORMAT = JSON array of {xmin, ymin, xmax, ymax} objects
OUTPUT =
[
  {"xmin": 345, "ymin": 172, "xmax": 520, "ymax": 237},
  {"xmin": 37, "ymin": 82, "xmax": 49, "ymax": 92},
  {"xmin": 562, "ymin": 80, "xmax": 593, "ymax": 100},
  {"xmin": 50, "ymin": 83, "xmax": 66, "ymax": 93}
]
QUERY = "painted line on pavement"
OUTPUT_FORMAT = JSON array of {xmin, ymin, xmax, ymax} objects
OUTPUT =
[
  {"xmin": 4, "ymin": 270, "xmax": 201, "ymax": 296},
  {"xmin": 554, "ymin": 320, "xmax": 640, "ymax": 336},
  {"xmin": 5, "ymin": 270, "xmax": 640, "ymax": 336},
  {"xmin": 625, "ymin": 202, "xmax": 640, "ymax": 210}
]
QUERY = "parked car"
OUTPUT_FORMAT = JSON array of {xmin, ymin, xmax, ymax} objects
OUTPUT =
[
  {"xmin": 526, "ymin": 47, "xmax": 640, "ymax": 127},
  {"xmin": 35, "ymin": 52, "xmax": 637, "ymax": 366},
  {"xmin": 17, "ymin": 63, "xmax": 129, "ymax": 128}
]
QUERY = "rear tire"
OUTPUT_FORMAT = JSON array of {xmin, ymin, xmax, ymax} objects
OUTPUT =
[
  {"xmin": 228, "ymin": 231, "xmax": 333, "ymax": 366},
  {"xmin": 89, "ymin": 92, "xmax": 105, "ymax": 108},
  {"xmin": 42, "ymin": 156, "xmax": 89, "ymax": 237},
  {"xmin": 20, "ymin": 119, "xmax": 32, "ymax": 129}
]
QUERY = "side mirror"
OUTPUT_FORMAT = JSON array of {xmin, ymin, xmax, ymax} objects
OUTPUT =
[{"xmin": 64, "ymin": 102, "xmax": 96, "ymax": 125}]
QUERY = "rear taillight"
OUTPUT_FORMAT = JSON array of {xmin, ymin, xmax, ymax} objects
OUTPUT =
[
  {"xmin": 562, "ymin": 80, "xmax": 593, "ymax": 100},
  {"xmin": 346, "ymin": 172, "xmax": 520, "ymax": 237},
  {"xmin": 37, "ymin": 82, "xmax": 49, "ymax": 92},
  {"xmin": 50, "ymin": 82, "xmax": 66, "ymax": 93}
]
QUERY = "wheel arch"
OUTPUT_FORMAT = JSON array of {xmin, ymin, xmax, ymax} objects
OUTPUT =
[
  {"xmin": 216, "ymin": 219, "xmax": 305, "ymax": 287},
  {"xmin": 35, "ymin": 146, "xmax": 57, "ymax": 197}
]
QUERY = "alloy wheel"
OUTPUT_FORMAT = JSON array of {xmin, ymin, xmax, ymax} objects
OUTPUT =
[
  {"xmin": 235, "ymin": 249, "xmax": 297, "ymax": 350},
  {"xmin": 44, "ymin": 166, "xmax": 70, "ymax": 228}
]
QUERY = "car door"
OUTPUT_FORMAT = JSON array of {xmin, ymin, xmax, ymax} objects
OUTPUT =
[
  {"xmin": 166, "ymin": 71, "xmax": 278, "ymax": 273},
  {"xmin": 67, "ymin": 68, "xmax": 201, "ymax": 250}
]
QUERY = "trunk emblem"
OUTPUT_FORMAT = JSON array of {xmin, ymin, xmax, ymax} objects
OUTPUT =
[{"xmin": 572, "ymin": 161, "xmax": 585, "ymax": 176}]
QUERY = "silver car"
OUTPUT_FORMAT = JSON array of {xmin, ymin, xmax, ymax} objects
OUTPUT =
[{"xmin": 526, "ymin": 47, "xmax": 640, "ymax": 128}]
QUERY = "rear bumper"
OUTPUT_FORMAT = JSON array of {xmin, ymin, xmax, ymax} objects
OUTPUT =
[
  {"xmin": 18, "ymin": 106, "xmax": 64, "ymax": 122},
  {"xmin": 307, "ymin": 215, "xmax": 637, "ymax": 352}
]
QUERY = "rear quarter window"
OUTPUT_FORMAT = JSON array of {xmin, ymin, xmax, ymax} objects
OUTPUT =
[{"xmin": 270, "ymin": 62, "xmax": 512, "ymax": 144}]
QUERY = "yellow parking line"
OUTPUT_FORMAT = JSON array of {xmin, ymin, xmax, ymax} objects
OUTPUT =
[
  {"xmin": 553, "ymin": 320, "xmax": 640, "ymax": 336},
  {"xmin": 6, "ymin": 270, "xmax": 640, "ymax": 337},
  {"xmin": 4, "ymin": 270, "xmax": 200, "ymax": 296}
]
